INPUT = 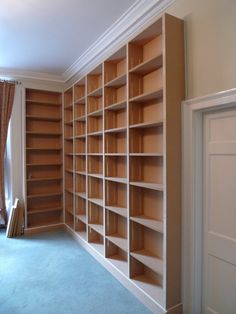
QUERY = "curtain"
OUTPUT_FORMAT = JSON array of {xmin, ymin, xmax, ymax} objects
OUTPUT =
[{"xmin": 0, "ymin": 82, "xmax": 15, "ymax": 226}]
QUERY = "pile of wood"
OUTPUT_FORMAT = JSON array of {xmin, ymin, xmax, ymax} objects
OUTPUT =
[{"xmin": 6, "ymin": 199, "xmax": 24, "ymax": 237}]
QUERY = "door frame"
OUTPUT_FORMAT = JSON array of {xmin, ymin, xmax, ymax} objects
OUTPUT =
[{"xmin": 182, "ymin": 88, "xmax": 236, "ymax": 314}]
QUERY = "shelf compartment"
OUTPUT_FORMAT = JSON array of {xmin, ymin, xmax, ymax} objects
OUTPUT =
[
  {"xmin": 64, "ymin": 140, "xmax": 73, "ymax": 155},
  {"xmin": 130, "ymin": 221, "xmax": 163, "ymax": 274},
  {"xmin": 75, "ymin": 219, "xmax": 87, "ymax": 240},
  {"xmin": 129, "ymin": 126, "xmax": 163, "ymax": 154},
  {"xmin": 27, "ymin": 194, "xmax": 62, "ymax": 213},
  {"xmin": 65, "ymin": 171, "xmax": 73, "ymax": 191},
  {"xmin": 74, "ymin": 102, "xmax": 85, "ymax": 119},
  {"xmin": 26, "ymin": 150, "xmax": 61, "ymax": 165},
  {"xmin": 88, "ymin": 155, "xmax": 103, "ymax": 175},
  {"xmin": 75, "ymin": 155, "xmax": 86, "ymax": 173},
  {"xmin": 87, "ymin": 134, "xmax": 102, "ymax": 154},
  {"xmin": 104, "ymin": 47, "xmax": 126, "ymax": 85},
  {"xmin": 87, "ymin": 115, "xmax": 103, "ymax": 133},
  {"xmin": 106, "ymin": 239, "xmax": 128, "ymax": 276},
  {"xmin": 74, "ymin": 78, "xmax": 85, "ymax": 102},
  {"xmin": 129, "ymin": 68, "xmax": 163, "ymax": 101},
  {"xmin": 130, "ymin": 156, "xmax": 163, "ymax": 186},
  {"xmin": 65, "ymin": 155, "xmax": 73, "ymax": 170},
  {"xmin": 88, "ymin": 227, "xmax": 104, "ymax": 255},
  {"xmin": 75, "ymin": 195, "xmax": 86, "ymax": 216},
  {"xmin": 26, "ymin": 119, "xmax": 61, "ymax": 134},
  {"xmin": 87, "ymin": 65, "xmax": 103, "ymax": 94},
  {"xmin": 106, "ymin": 210, "xmax": 127, "ymax": 251},
  {"xmin": 65, "ymin": 189, "xmax": 74, "ymax": 214},
  {"xmin": 27, "ymin": 164, "xmax": 61, "ymax": 180},
  {"xmin": 128, "ymin": 33, "xmax": 162, "ymax": 70},
  {"xmin": 105, "ymin": 106, "xmax": 126, "ymax": 130},
  {"xmin": 27, "ymin": 210, "xmax": 63, "ymax": 229},
  {"xmin": 88, "ymin": 202, "xmax": 104, "ymax": 236},
  {"xmin": 129, "ymin": 99, "xmax": 163, "ymax": 126},
  {"xmin": 87, "ymin": 95, "xmax": 103, "ymax": 114},
  {"xmin": 64, "ymin": 124, "xmax": 73, "ymax": 138},
  {"xmin": 27, "ymin": 179, "xmax": 61, "ymax": 196},
  {"xmin": 64, "ymin": 107, "xmax": 73, "ymax": 123},
  {"xmin": 104, "ymin": 86, "xmax": 126, "ymax": 108},
  {"xmin": 88, "ymin": 176, "xmax": 103, "ymax": 201},
  {"xmin": 105, "ymin": 180, "xmax": 127, "ymax": 211},
  {"xmin": 74, "ymin": 120, "xmax": 85, "ymax": 137},
  {"xmin": 75, "ymin": 173, "xmax": 86, "ymax": 194},
  {"xmin": 64, "ymin": 88, "xmax": 73, "ymax": 108},
  {"xmin": 130, "ymin": 185, "xmax": 163, "ymax": 232},
  {"xmin": 26, "ymin": 103, "xmax": 61, "ymax": 119},
  {"xmin": 105, "ymin": 155, "xmax": 126, "ymax": 179},
  {"xmin": 130, "ymin": 257, "xmax": 164, "ymax": 304},
  {"xmin": 26, "ymin": 133, "xmax": 62, "ymax": 150},
  {"xmin": 75, "ymin": 137, "xmax": 86, "ymax": 154},
  {"xmin": 26, "ymin": 89, "xmax": 62, "ymax": 106},
  {"xmin": 105, "ymin": 131, "xmax": 127, "ymax": 154}
]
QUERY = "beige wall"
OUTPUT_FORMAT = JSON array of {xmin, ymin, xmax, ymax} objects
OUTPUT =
[{"xmin": 166, "ymin": 0, "xmax": 236, "ymax": 99}]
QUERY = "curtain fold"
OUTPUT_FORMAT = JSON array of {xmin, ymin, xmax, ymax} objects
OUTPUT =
[{"xmin": 0, "ymin": 82, "xmax": 15, "ymax": 226}]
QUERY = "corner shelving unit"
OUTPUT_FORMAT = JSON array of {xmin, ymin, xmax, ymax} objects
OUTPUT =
[
  {"xmin": 25, "ymin": 88, "xmax": 63, "ymax": 232},
  {"xmin": 62, "ymin": 14, "xmax": 184, "ymax": 314}
]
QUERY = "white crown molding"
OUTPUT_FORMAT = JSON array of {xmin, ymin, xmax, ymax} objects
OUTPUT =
[
  {"xmin": 0, "ymin": 0, "xmax": 175, "ymax": 85},
  {"xmin": 64, "ymin": 0, "xmax": 175, "ymax": 85},
  {"xmin": 0, "ymin": 68, "xmax": 64, "ymax": 83}
]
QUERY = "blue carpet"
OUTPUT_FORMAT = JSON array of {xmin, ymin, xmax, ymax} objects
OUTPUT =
[{"xmin": 0, "ymin": 230, "xmax": 151, "ymax": 314}]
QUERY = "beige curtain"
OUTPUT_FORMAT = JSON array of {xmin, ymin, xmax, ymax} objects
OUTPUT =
[{"xmin": 0, "ymin": 82, "xmax": 15, "ymax": 226}]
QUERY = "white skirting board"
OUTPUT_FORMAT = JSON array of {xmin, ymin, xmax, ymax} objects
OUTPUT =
[{"xmin": 64, "ymin": 224, "xmax": 182, "ymax": 314}]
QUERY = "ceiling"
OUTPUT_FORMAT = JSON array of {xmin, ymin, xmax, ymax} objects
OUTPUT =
[{"xmin": 0, "ymin": 0, "xmax": 136, "ymax": 76}]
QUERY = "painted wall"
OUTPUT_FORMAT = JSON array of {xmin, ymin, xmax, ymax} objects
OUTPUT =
[{"xmin": 167, "ymin": 0, "xmax": 236, "ymax": 99}]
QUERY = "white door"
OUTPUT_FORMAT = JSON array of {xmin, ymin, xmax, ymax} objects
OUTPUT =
[{"xmin": 203, "ymin": 109, "xmax": 236, "ymax": 314}]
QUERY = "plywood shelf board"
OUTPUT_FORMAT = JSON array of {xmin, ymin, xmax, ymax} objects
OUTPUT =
[
  {"xmin": 106, "ymin": 206, "xmax": 127, "ymax": 218},
  {"xmin": 105, "ymin": 177, "xmax": 127, "ymax": 184},
  {"xmin": 129, "ymin": 120, "xmax": 163, "ymax": 129},
  {"xmin": 129, "ymin": 89, "xmax": 163, "ymax": 103},
  {"xmin": 106, "ymin": 235, "xmax": 127, "ymax": 252},
  {"xmin": 130, "ymin": 216, "xmax": 163, "ymax": 233},
  {"xmin": 28, "ymin": 207, "xmax": 63, "ymax": 215},
  {"xmin": 105, "ymin": 74, "xmax": 127, "ymax": 88},
  {"xmin": 75, "ymin": 214, "xmax": 87, "ymax": 224},
  {"xmin": 89, "ymin": 223, "xmax": 104, "ymax": 236},
  {"xmin": 88, "ymin": 198, "xmax": 103, "ymax": 207},
  {"xmin": 107, "ymin": 255, "xmax": 128, "ymax": 276},
  {"xmin": 130, "ymin": 182, "xmax": 163, "ymax": 191},
  {"xmin": 129, "ymin": 55, "xmax": 162, "ymax": 75}
]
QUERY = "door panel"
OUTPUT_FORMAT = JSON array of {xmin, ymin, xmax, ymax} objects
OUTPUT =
[{"xmin": 204, "ymin": 109, "xmax": 236, "ymax": 314}]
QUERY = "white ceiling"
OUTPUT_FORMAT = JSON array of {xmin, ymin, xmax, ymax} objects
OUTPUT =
[{"xmin": 0, "ymin": 0, "xmax": 136, "ymax": 76}]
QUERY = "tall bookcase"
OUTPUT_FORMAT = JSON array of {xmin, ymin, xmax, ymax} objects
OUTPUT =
[
  {"xmin": 25, "ymin": 89, "xmax": 63, "ymax": 231},
  {"xmin": 63, "ymin": 13, "xmax": 184, "ymax": 313}
]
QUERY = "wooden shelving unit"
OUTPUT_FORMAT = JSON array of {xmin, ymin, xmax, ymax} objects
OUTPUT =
[
  {"xmin": 62, "ymin": 14, "xmax": 184, "ymax": 313},
  {"xmin": 25, "ymin": 89, "xmax": 63, "ymax": 231}
]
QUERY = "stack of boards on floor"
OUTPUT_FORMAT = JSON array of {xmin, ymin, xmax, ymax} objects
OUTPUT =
[{"xmin": 6, "ymin": 198, "xmax": 24, "ymax": 237}]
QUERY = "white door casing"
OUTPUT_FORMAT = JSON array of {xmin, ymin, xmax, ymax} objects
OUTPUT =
[
  {"xmin": 182, "ymin": 88, "xmax": 236, "ymax": 314},
  {"xmin": 203, "ymin": 109, "xmax": 236, "ymax": 313}
]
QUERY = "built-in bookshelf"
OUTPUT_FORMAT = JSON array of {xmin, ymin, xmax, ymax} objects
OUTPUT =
[
  {"xmin": 62, "ymin": 14, "xmax": 184, "ymax": 313},
  {"xmin": 25, "ymin": 88, "xmax": 63, "ymax": 230}
]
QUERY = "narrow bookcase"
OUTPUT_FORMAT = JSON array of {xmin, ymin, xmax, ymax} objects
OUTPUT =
[
  {"xmin": 63, "ymin": 13, "xmax": 185, "ymax": 313},
  {"xmin": 24, "ymin": 88, "xmax": 63, "ymax": 231}
]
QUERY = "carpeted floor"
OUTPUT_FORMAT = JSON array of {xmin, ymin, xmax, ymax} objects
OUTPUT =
[{"xmin": 0, "ymin": 229, "xmax": 151, "ymax": 314}]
